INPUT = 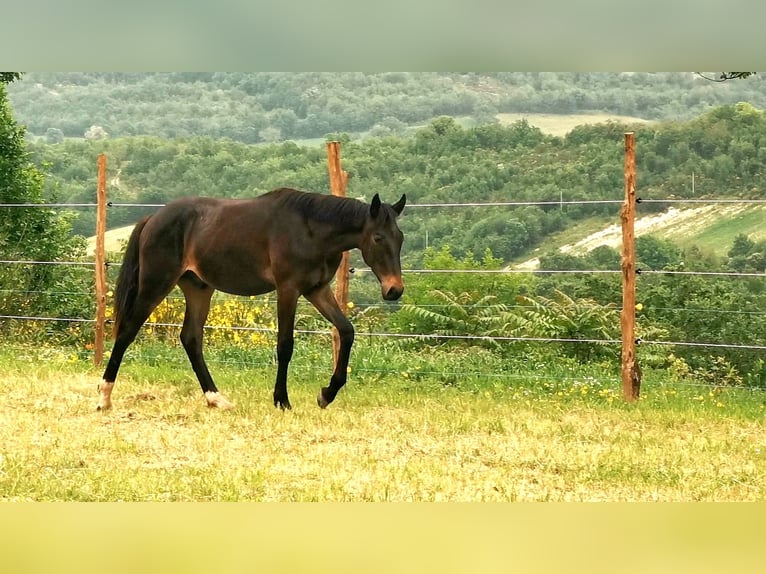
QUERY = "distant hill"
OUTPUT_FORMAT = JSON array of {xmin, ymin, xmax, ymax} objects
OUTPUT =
[
  {"xmin": 84, "ymin": 110, "xmax": 654, "ymax": 257},
  {"xmin": 8, "ymin": 72, "xmax": 766, "ymax": 143},
  {"xmin": 25, "ymin": 97, "xmax": 766, "ymax": 269}
]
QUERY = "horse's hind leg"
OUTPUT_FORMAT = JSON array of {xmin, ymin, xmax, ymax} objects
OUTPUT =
[
  {"xmin": 98, "ymin": 289, "xmax": 173, "ymax": 410},
  {"xmin": 98, "ymin": 271, "xmax": 180, "ymax": 410},
  {"xmin": 178, "ymin": 275, "xmax": 233, "ymax": 410}
]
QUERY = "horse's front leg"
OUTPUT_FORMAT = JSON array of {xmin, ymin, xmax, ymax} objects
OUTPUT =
[
  {"xmin": 304, "ymin": 285, "xmax": 354, "ymax": 409},
  {"xmin": 274, "ymin": 288, "xmax": 299, "ymax": 410}
]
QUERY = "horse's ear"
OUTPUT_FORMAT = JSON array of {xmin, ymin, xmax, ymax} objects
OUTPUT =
[
  {"xmin": 370, "ymin": 193, "xmax": 381, "ymax": 218},
  {"xmin": 392, "ymin": 194, "xmax": 406, "ymax": 216}
]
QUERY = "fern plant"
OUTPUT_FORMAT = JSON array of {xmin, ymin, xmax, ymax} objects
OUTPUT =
[
  {"xmin": 398, "ymin": 287, "xmax": 620, "ymax": 362},
  {"xmin": 399, "ymin": 289, "xmax": 515, "ymax": 347},
  {"xmin": 514, "ymin": 289, "xmax": 619, "ymax": 361}
]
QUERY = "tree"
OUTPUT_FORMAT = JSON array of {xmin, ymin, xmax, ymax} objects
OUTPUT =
[
  {"xmin": 696, "ymin": 72, "xmax": 756, "ymax": 82},
  {"xmin": 258, "ymin": 126, "xmax": 282, "ymax": 143},
  {"xmin": 84, "ymin": 125, "xmax": 109, "ymax": 140},
  {"xmin": 0, "ymin": 72, "xmax": 22, "ymax": 84},
  {"xmin": 726, "ymin": 233, "xmax": 766, "ymax": 273},
  {"xmin": 636, "ymin": 235, "xmax": 682, "ymax": 270},
  {"xmin": 0, "ymin": 73, "xmax": 86, "ymax": 328},
  {"xmin": 0, "ymin": 72, "xmax": 51, "ymax": 255},
  {"xmin": 45, "ymin": 127, "xmax": 64, "ymax": 144}
]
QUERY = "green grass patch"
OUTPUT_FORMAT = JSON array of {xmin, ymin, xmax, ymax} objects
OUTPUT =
[
  {"xmin": 669, "ymin": 205, "xmax": 766, "ymax": 255},
  {"xmin": 0, "ymin": 342, "xmax": 763, "ymax": 501}
]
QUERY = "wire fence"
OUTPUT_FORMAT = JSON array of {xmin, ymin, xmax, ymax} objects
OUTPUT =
[{"xmin": 2, "ymin": 194, "xmax": 765, "ymax": 390}]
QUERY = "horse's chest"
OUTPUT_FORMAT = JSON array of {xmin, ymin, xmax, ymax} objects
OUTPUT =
[
  {"xmin": 317, "ymin": 255, "xmax": 342, "ymax": 283},
  {"xmin": 300, "ymin": 254, "xmax": 342, "ymax": 288}
]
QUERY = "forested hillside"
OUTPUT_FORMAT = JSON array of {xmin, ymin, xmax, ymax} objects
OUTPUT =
[
  {"xmin": 9, "ymin": 72, "xmax": 766, "ymax": 143},
  {"xmin": 28, "ymin": 103, "xmax": 766, "ymax": 268}
]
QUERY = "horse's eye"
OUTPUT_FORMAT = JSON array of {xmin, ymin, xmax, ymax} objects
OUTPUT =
[{"xmin": 373, "ymin": 233, "xmax": 384, "ymax": 244}]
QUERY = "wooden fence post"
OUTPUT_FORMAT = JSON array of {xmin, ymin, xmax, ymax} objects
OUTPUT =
[
  {"xmin": 94, "ymin": 154, "xmax": 108, "ymax": 366},
  {"xmin": 326, "ymin": 141, "xmax": 350, "ymax": 368},
  {"xmin": 620, "ymin": 132, "xmax": 641, "ymax": 400}
]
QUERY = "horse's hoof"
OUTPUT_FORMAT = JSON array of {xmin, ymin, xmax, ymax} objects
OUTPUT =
[
  {"xmin": 205, "ymin": 391, "xmax": 235, "ymax": 410},
  {"xmin": 97, "ymin": 381, "xmax": 114, "ymax": 411},
  {"xmin": 274, "ymin": 398, "xmax": 292, "ymax": 410},
  {"xmin": 317, "ymin": 387, "xmax": 334, "ymax": 409}
]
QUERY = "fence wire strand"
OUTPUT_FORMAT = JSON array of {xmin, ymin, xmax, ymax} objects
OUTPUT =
[
  {"xmin": 3, "ymin": 258, "xmax": 764, "ymax": 280},
  {"xmin": 0, "ymin": 260, "xmax": 96, "ymax": 266},
  {"xmin": 3, "ymin": 197, "xmax": 766, "ymax": 209},
  {"xmin": 0, "ymin": 203, "xmax": 98, "ymax": 208},
  {"xmin": 638, "ymin": 198, "xmax": 766, "ymax": 204},
  {"xmin": 0, "ymin": 314, "xmax": 95, "ymax": 323},
  {"xmin": 4, "ymin": 313, "xmax": 764, "ymax": 354}
]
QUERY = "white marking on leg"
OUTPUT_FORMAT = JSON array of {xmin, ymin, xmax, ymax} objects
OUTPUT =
[
  {"xmin": 97, "ymin": 381, "xmax": 114, "ymax": 411},
  {"xmin": 205, "ymin": 391, "xmax": 235, "ymax": 410}
]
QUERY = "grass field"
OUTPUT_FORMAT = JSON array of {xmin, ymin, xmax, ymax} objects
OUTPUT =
[
  {"xmin": 86, "ymin": 225, "xmax": 133, "ymax": 255},
  {"xmin": 496, "ymin": 112, "xmax": 653, "ymax": 137},
  {"xmin": 1, "ymin": 340, "xmax": 762, "ymax": 502},
  {"xmin": 669, "ymin": 204, "xmax": 766, "ymax": 254}
]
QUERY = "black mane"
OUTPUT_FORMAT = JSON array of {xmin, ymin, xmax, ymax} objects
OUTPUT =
[{"xmin": 270, "ymin": 188, "xmax": 368, "ymax": 228}]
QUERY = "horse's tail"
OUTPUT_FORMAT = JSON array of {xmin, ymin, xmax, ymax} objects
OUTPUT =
[{"xmin": 113, "ymin": 217, "xmax": 150, "ymax": 338}]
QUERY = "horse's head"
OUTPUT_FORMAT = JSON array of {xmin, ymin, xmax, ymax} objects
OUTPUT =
[{"xmin": 360, "ymin": 193, "xmax": 406, "ymax": 301}]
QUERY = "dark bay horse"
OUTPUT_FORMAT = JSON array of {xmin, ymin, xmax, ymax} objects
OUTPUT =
[{"xmin": 98, "ymin": 187, "xmax": 406, "ymax": 411}]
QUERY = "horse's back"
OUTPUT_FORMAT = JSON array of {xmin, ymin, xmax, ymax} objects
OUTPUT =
[
  {"xmin": 136, "ymin": 189, "xmax": 343, "ymax": 296},
  {"xmin": 152, "ymin": 189, "xmax": 296, "ymax": 228},
  {"xmin": 136, "ymin": 195, "xmax": 282, "ymax": 295}
]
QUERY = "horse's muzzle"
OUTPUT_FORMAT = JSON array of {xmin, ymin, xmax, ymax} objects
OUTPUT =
[{"xmin": 382, "ymin": 284, "xmax": 404, "ymax": 301}]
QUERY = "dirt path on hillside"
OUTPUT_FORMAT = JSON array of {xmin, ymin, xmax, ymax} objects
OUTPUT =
[{"xmin": 515, "ymin": 204, "xmax": 751, "ymax": 269}]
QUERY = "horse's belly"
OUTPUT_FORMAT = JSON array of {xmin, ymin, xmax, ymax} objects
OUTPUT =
[
  {"xmin": 215, "ymin": 277, "xmax": 275, "ymax": 297},
  {"xmin": 190, "ymin": 264, "xmax": 275, "ymax": 297}
]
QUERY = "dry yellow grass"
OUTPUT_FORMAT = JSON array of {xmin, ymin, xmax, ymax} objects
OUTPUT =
[
  {"xmin": 0, "ymin": 359, "xmax": 762, "ymax": 501},
  {"xmin": 86, "ymin": 224, "xmax": 134, "ymax": 255}
]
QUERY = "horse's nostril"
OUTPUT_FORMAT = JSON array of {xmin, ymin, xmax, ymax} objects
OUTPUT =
[{"xmin": 385, "ymin": 286, "xmax": 403, "ymax": 300}]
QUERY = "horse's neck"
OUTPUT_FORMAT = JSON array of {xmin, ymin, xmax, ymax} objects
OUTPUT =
[
  {"xmin": 313, "ymin": 198, "xmax": 367, "ymax": 250},
  {"xmin": 322, "ymin": 219, "xmax": 365, "ymax": 253}
]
